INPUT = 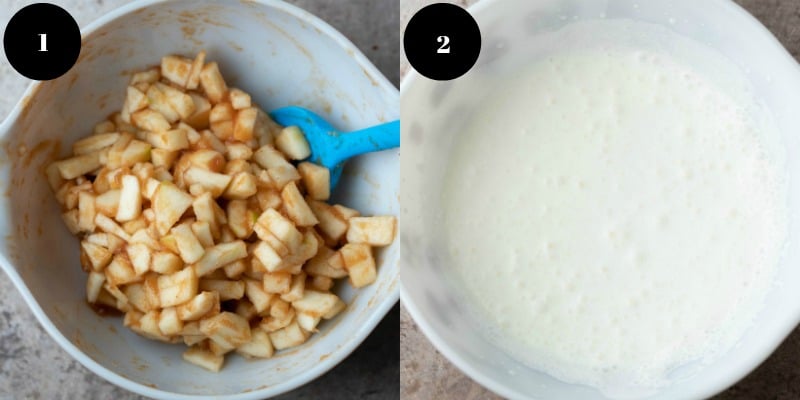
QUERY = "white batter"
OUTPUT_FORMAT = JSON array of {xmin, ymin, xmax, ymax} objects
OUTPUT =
[{"xmin": 443, "ymin": 48, "xmax": 787, "ymax": 394}]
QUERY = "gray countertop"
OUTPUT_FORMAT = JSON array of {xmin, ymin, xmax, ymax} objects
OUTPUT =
[
  {"xmin": 399, "ymin": 0, "xmax": 800, "ymax": 399},
  {"xmin": 0, "ymin": 0, "xmax": 398, "ymax": 399}
]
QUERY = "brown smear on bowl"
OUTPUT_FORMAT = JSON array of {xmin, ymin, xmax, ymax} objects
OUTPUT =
[
  {"xmin": 72, "ymin": 329, "xmax": 102, "ymax": 359},
  {"xmin": 16, "ymin": 84, "xmax": 42, "ymax": 124},
  {"xmin": 132, "ymin": 355, "xmax": 149, "ymax": 372},
  {"xmin": 361, "ymin": 67, "xmax": 380, "ymax": 87}
]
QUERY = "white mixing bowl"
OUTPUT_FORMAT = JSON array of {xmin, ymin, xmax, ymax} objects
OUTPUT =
[
  {"xmin": 401, "ymin": 0, "xmax": 800, "ymax": 398},
  {"xmin": 0, "ymin": 0, "xmax": 399, "ymax": 398}
]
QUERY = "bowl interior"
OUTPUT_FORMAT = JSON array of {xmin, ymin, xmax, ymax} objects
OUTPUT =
[
  {"xmin": 0, "ymin": 0, "xmax": 398, "ymax": 396},
  {"xmin": 401, "ymin": 0, "xmax": 800, "ymax": 399}
]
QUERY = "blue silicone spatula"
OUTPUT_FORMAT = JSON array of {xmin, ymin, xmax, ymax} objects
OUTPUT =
[{"xmin": 269, "ymin": 106, "xmax": 400, "ymax": 189}]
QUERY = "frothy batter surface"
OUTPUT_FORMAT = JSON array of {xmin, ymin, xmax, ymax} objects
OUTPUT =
[{"xmin": 443, "ymin": 47, "xmax": 787, "ymax": 394}]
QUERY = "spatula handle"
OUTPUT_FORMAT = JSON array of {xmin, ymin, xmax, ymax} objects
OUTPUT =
[{"xmin": 329, "ymin": 120, "xmax": 400, "ymax": 166}]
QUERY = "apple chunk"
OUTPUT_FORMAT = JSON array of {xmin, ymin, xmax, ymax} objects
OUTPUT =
[
  {"xmin": 157, "ymin": 266, "xmax": 199, "ymax": 307},
  {"xmin": 152, "ymin": 182, "xmax": 193, "ymax": 235},
  {"xmin": 345, "ymin": 216, "xmax": 397, "ymax": 246}
]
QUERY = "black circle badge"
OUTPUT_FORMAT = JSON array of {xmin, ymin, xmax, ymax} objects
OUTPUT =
[
  {"xmin": 404, "ymin": 3, "xmax": 481, "ymax": 81},
  {"xmin": 4, "ymin": 3, "xmax": 81, "ymax": 81}
]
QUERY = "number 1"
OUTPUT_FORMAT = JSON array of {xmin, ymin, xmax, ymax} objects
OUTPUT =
[
  {"xmin": 437, "ymin": 36, "xmax": 450, "ymax": 54},
  {"xmin": 38, "ymin": 34, "xmax": 47, "ymax": 52}
]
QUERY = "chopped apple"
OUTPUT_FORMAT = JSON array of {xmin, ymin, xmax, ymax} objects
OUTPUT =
[
  {"xmin": 303, "ymin": 246, "xmax": 348, "ymax": 278},
  {"xmin": 95, "ymin": 213, "xmax": 131, "ymax": 241},
  {"xmin": 280, "ymin": 182, "xmax": 318, "ymax": 227},
  {"xmin": 267, "ymin": 165, "xmax": 301, "ymax": 190},
  {"xmin": 223, "ymin": 259, "xmax": 248, "ymax": 279},
  {"xmin": 251, "ymin": 241, "xmax": 283, "ymax": 273},
  {"xmin": 229, "ymin": 88, "xmax": 251, "ymax": 110},
  {"xmin": 177, "ymin": 291, "xmax": 219, "ymax": 321},
  {"xmin": 117, "ymin": 139, "xmax": 152, "ymax": 168},
  {"xmin": 73, "ymin": 133, "xmax": 120, "ymax": 155},
  {"xmin": 185, "ymin": 93, "xmax": 212, "ymax": 129},
  {"xmin": 122, "ymin": 217, "xmax": 147, "ymax": 235},
  {"xmin": 183, "ymin": 345, "xmax": 223, "ymax": 372},
  {"xmin": 291, "ymin": 290, "xmax": 339, "ymax": 318},
  {"xmin": 169, "ymin": 223, "xmax": 204, "ymax": 263},
  {"xmin": 280, "ymin": 272, "xmax": 306, "ymax": 302},
  {"xmin": 152, "ymin": 182, "xmax": 193, "ymax": 235},
  {"xmin": 116, "ymin": 175, "xmax": 142, "ymax": 222},
  {"xmin": 262, "ymin": 271, "xmax": 291, "ymax": 294},
  {"xmin": 151, "ymin": 251, "xmax": 183, "ymax": 275},
  {"xmin": 261, "ymin": 308, "xmax": 295, "ymax": 332},
  {"xmin": 199, "ymin": 312, "xmax": 251, "ymax": 348},
  {"xmin": 177, "ymin": 50, "xmax": 203, "ymax": 88},
  {"xmin": 156, "ymin": 82, "xmax": 195, "ymax": 119},
  {"xmin": 275, "ymin": 126, "xmax": 310, "ymax": 160},
  {"xmin": 122, "ymin": 86, "xmax": 148, "ymax": 122},
  {"xmin": 95, "ymin": 189, "xmax": 120, "ymax": 217},
  {"xmin": 86, "ymin": 272, "xmax": 106, "ymax": 303},
  {"xmin": 255, "ymin": 208, "xmax": 302, "ymax": 251},
  {"xmin": 131, "ymin": 108, "xmax": 171, "ymax": 132},
  {"xmin": 146, "ymin": 84, "xmax": 180, "ymax": 123},
  {"xmin": 236, "ymin": 327, "xmax": 273, "ymax": 358},
  {"xmin": 81, "ymin": 240, "xmax": 113, "ymax": 271},
  {"xmin": 127, "ymin": 243, "xmax": 152, "ymax": 276},
  {"xmin": 225, "ymin": 143, "xmax": 253, "ymax": 161},
  {"xmin": 233, "ymin": 107, "xmax": 258, "ymax": 141},
  {"xmin": 147, "ymin": 129, "xmax": 189, "ymax": 151},
  {"xmin": 157, "ymin": 266, "xmax": 199, "ymax": 307},
  {"xmin": 124, "ymin": 279, "xmax": 160, "ymax": 312},
  {"xmin": 105, "ymin": 254, "xmax": 141, "ymax": 286},
  {"xmin": 252, "ymin": 145, "xmax": 291, "ymax": 170},
  {"xmin": 309, "ymin": 275, "xmax": 333, "ymax": 292},
  {"xmin": 224, "ymin": 159, "xmax": 251, "ymax": 175},
  {"xmin": 345, "ymin": 216, "xmax": 397, "ymax": 246},
  {"xmin": 78, "ymin": 191, "xmax": 97, "ymax": 231},
  {"xmin": 269, "ymin": 298, "xmax": 291, "ymax": 319},
  {"xmin": 223, "ymin": 171, "xmax": 257, "ymax": 200},
  {"xmin": 253, "ymin": 189, "xmax": 281, "ymax": 212},
  {"xmin": 56, "ymin": 152, "xmax": 101, "ymax": 180},
  {"xmin": 244, "ymin": 279, "xmax": 274, "ymax": 313},
  {"xmin": 183, "ymin": 167, "xmax": 232, "ymax": 198},
  {"xmin": 193, "ymin": 192, "xmax": 225, "ymax": 239},
  {"xmin": 296, "ymin": 311, "xmax": 321, "ymax": 332},
  {"xmin": 191, "ymin": 220, "xmax": 215, "ymax": 248},
  {"xmin": 199, "ymin": 279, "xmax": 245, "ymax": 300},
  {"xmin": 297, "ymin": 162, "xmax": 330, "ymax": 201},
  {"xmin": 150, "ymin": 148, "xmax": 179, "ymax": 169},
  {"xmin": 158, "ymin": 307, "xmax": 184, "ymax": 336},
  {"xmin": 199, "ymin": 62, "xmax": 228, "ymax": 103},
  {"xmin": 333, "ymin": 204, "xmax": 361, "ymax": 220},
  {"xmin": 307, "ymin": 199, "xmax": 347, "ymax": 242},
  {"xmin": 130, "ymin": 67, "xmax": 160, "ymax": 85},
  {"xmin": 50, "ymin": 51, "xmax": 398, "ymax": 372},
  {"xmin": 226, "ymin": 200, "xmax": 253, "ymax": 238},
  {"xmin": 161, "ymin": 55, "xmax": 193, "ymax": 87},
  {"xmin": 322, "ymin": 297, "xmax": 346, "ymax": 319},
  {"xmin": 94, "ymin": 120, "xmax": 117, "ymax": 134},
  {"xmin": 340, "ymin": 243, "xmax": 376, "ymax": 288},
  {"xmin": 268, "ymin": 321, "xmax": 307, "ymax": 350},
  {"xmin": 193, "ymin": 241, "xmax": 248, "ymax": 277}
]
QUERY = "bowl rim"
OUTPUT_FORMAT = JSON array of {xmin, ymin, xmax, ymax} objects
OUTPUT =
[
  {"xmin": 0, "ymin": 0, "xmax": 399, "ymax": 398},
  {"xmin": 399, "ymin": 0, "xmax": 800, "ymax": 399}
]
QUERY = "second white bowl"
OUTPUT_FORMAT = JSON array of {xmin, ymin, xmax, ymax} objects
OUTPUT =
[{"xmin": 402, "ymin": 0, "xmax": 800, "ymax": 399}]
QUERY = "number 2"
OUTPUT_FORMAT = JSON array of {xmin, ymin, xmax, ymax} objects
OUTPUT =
[
  {"xmin": 437, "ymin": 35, "xmax": 450, "ymax": 54},
  {"xmin": 38, "ymin": 34, "xmax": 47, "ymax": 52}
]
